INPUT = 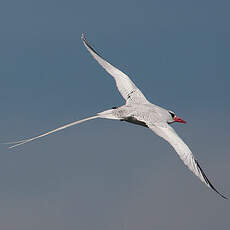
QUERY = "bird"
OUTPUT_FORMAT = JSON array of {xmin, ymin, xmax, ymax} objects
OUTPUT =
[{"xmin": 7, "ymin": 34, "xmax": 227, "ymax": 199}]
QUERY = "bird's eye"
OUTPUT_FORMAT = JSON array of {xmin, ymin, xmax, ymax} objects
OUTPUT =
[{"xmin": 169, "ymin": 111, "xmax": 175, "ymax": 118}]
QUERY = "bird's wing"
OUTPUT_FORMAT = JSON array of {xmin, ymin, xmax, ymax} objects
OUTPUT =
[
  {"xmin": 148, "ymin": 123, "xmax": 227, "ymax": 199},
  {"xmin": 81, "ymin": 34, "xmax": 149, "ymax": 104}
]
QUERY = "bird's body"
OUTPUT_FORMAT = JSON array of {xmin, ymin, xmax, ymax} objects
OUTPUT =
[
  {"xmin": 99, "ymin": 103, "xmax": 169, "ymax": 124},
  {"xmin": 6, "ymin": 34, "xmax": 227, "ymax": 199}
]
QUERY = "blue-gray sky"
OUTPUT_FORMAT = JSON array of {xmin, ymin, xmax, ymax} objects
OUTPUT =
[{"xmin": 0, "ymin": 0, "xmax": 230, "ymax": 229}]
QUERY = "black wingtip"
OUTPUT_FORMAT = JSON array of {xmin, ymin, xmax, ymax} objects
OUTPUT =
[
  {"xmin": 81, "ymin": 33, "xmax": 86, "ymax": 42},
  {"xmin": 81, "ymin": 34, "xmax": 103, "ymax": 58},
  {"xmin": 195, "ymin": 160, "xmax": 228, "ymax": 200}
]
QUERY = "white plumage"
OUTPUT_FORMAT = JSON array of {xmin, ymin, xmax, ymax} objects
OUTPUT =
[{"xmin": 6, "ymin": 34, "xmax": 227, "ymax": 199}]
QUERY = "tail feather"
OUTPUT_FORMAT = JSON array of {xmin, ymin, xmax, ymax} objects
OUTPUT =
[
  {"xmin": 5, "ymin": 115, "xmax": 99, "ymax": 149},
  {"xmin": 97, "ymin": 109, "xmax": 119, "ymax": 120},
  {"xmin": 3, "ymin": 108, "xmax": 120, "ymax": 149}
]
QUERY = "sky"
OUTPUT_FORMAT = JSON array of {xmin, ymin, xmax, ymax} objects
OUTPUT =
[{"xmin": 0, "ymin": 0, "xmax": 230, "ymax": 229}]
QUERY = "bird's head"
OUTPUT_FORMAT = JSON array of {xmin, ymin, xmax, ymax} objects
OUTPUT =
[{"xmin": 167, "ymin": 110, "xmax": 186, "ymax": 124}]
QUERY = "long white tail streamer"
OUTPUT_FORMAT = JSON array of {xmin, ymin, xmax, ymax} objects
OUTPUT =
[{"xmin": 6, "ymin": 115, "xmax": 99, "ymax": 149}]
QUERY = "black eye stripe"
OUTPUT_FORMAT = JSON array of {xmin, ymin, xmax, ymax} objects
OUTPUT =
[{"xmin": 169, "ymin": 112, "xmax": 175, "ymax": 118}]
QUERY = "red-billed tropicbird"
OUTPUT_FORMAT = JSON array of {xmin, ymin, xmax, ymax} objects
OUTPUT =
[{"xmin": 7, "ymin": 34, "xmax": 227, "ymax": 199}]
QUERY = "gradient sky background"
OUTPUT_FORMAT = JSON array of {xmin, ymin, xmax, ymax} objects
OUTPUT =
[{"xmin": 0, "ymin": 0, "xmax": 230, "ymax": 229}]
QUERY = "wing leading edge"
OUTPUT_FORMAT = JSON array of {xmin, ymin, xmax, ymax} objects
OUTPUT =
[
  {"xmin": 81, "ymin": 34, "xmax": 149, "ymax": 104},
  {"xmin": 148, "ymin": 123, "xmax": 227, "ymax": 199}
]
